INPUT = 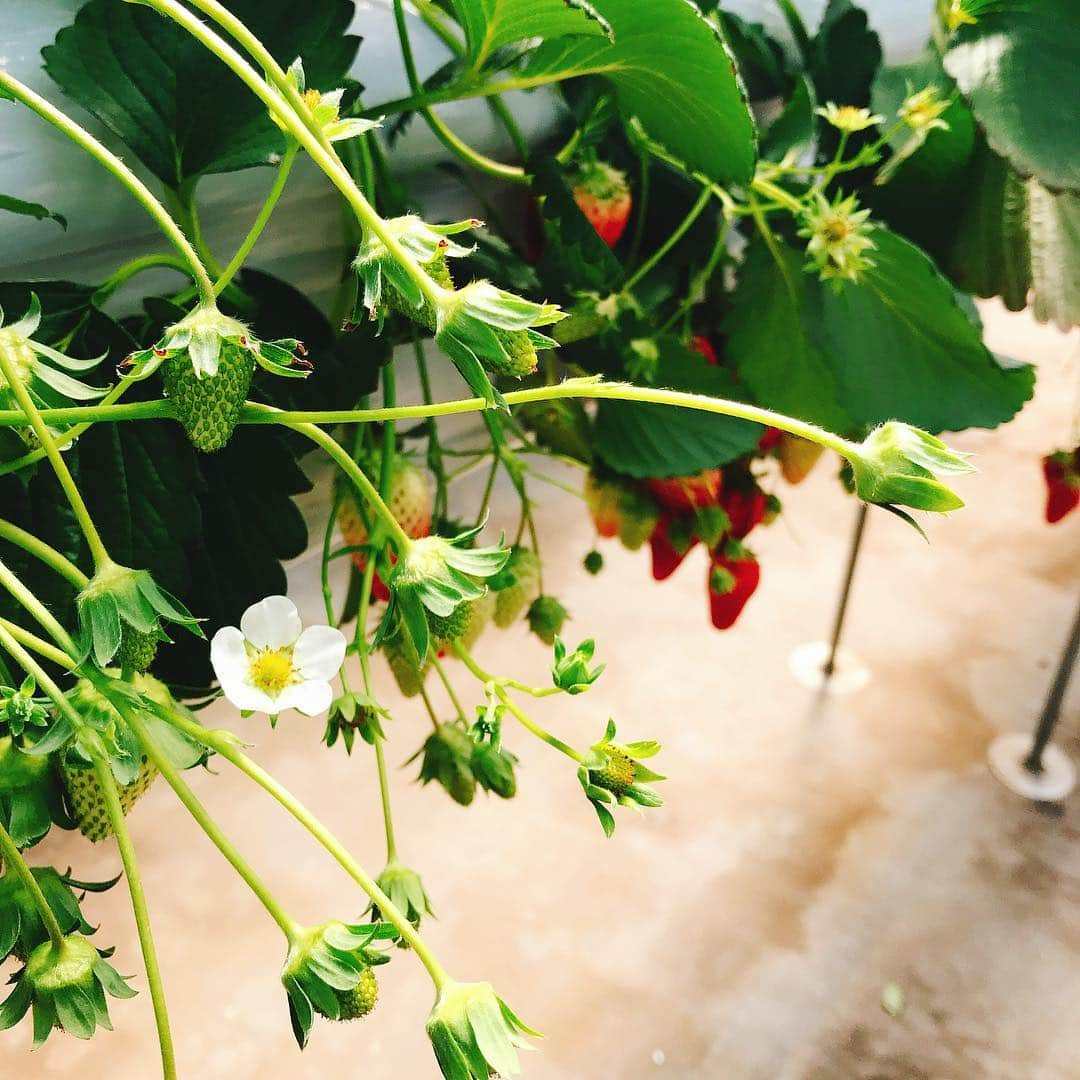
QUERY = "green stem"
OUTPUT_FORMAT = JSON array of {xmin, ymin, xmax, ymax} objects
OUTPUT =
[
  {"xmin": 0, "ymin": 400, "xmax": 172, "ymax": 429},
  {"xmin": 94, "ymin": 254, "xmax": 196, "ymax": 303},
  {"xmin": 414, "ymin": 337, "xmax": 448, "ymax": 520},
  {"xmin": 156, "ymin": 712, "xmax": 452, "ymax": 990},
  {"xmin": 0, "ymin": 559, "xmax": 79, "ymax": 656},
  {"xmin": 0, "ymin": 351, "xmax": 110, "ymax": 570},
  {"xmin": 0, "ymin": 519, "xmax": 88, "ymax": 588},
  {"xmin": 430, "ymin": 655, "xmax": 468, "ymax": 721},
  {"xmin": 87, "ymin": 745, "xmax": 177, "ymax": 1080},
  {"xmin": 392, "ymin": 0, "xmax": 524, "ymax": 181},
  {"xmin": 0, "ymin": 73, "xmax": 214, "ymax": 303},
  {"xmin": 125, "ymin": 710, "xmax": 299, "ymax": 941},
  {"xmin": 0, "ymin": 618, "xmax": 76, "ymax": 669},
  {"xmin": 289, "ymin": 419, "xmax": 413, "ymax": 553},
  {"xmin": 623, "ymin": 185, "xmax": 714, "ymax": 291},
  {"xmin": 0, "ymin": 381, "xmax": 142, "ymax": 478},
  {"xmin": 0, "ymin": 818, "xmax": 65, "ymax": 947},
  {"xmin": 750, "ymin": 175, "xmax": 805, "ymax": 214},
  {"xmin": 625, "ymin": 149, "xmax": 652, "ymax": 269},
  {"xmin": 212, "ymin": 143, "xmax": 299, "ymax": 296},
  {"xmin": 373, "ymin": 739, "xmax": 397, "ymax": 862},
  {"xmin": 660, "ymin": 216, "xmax": 730, "ymax": 334},
  {"xmin": 240, "ymin": 385, "xmax": 855, "ymax": 458},
  {"xmin": 141, "ymin": 0, "xmax": 445, "ymax": 308}
]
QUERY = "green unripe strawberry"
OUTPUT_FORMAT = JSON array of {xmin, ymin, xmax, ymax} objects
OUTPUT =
[
  {"xmin": 493, "ymin": 548, "xmax": 541, "ymax": 629},
  {"xmin": 383, "ymin": 251, "xmax": 453, "ymax": 331},
  {"xmin": 334, "ymin": 968, "xmax": 379, "ymax": 1021},
  {"xmin": 426, "ymin": 601, "xmax": 472, "ymax": 643},
  {"xmin": 24, "ymin": 931, "xmax": 99, "ymax": 1004},
  {"xmin": 61, "ymin": 757, "xmax": 157, "ymax": 842},
  {"xmin": 592, "ymin": 746, "xmax": 637, "ymax": 796},
  {"xmin": 382, "ymin": 632, "xmax": 428, "ymax": 697},
  {"xmin": 163, "ymin": 342, "xmax": 254, "ymax": 452},
  {"xmin": 527, "ymin": 595, "xmax": 569, "ymax": 646},
  {"xmin": 488, "ymin": 328, "xmax": 539, "ymax": 378},
  {"xmin": 583, "ymin": 549, "xmax": 604, "ymax": 575},
  {"xmin": 116, "ymin": 625, "xmax": 159, "ymax": 673}
]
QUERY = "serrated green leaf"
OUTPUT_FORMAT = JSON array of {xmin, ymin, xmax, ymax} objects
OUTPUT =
[
  {"xmin": 943, "ymin": 0, "xmax": 1080, "ymax": 193},
  {"xmin": 716, "ymin": 11, "xmax": 791, "ymax": 102},
  {"xmin": 806, "ymin": 228, "xmax": 1035, "ymax": 432},
  {"xmin": 725, "ymin": 238, "xmax": 853, "ymax": 433},
  {"xmin": 593, "ymin": 339, "xmax": 763, "ymax": 478},
  {"xmin": 810, "ymin": 0, "xmax": 882, "ymax": 111},
  {"xmin": 43, "ymin": 0, "xmax": 359, "ymax": 188},
  {"xmin": 522, "ymin": 0, "xmax": 756, "ymax": 185},
  {"xmin": 0, "ymin": 195, "xmax": 66, "ymax": 230},
  {"xmin": 449, "ymin": 0, "xmax": 608, "ymax": 68}
]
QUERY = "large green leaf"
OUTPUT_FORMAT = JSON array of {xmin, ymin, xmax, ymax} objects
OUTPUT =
[
  {"xmin": 716, "ymin": 11, "xmax": 791, "ymax": 102},
  {"xmin": 725, "ymin": 239, "xmax": 853, "ymax": 433},
  {"xmin": 810, "ymin": 0, "xmax": 881, "ymax": 109},
  {"xmin": 448, "ymin": 0, "xmax": 608, "ymax": 68},
  {"xmin": 943, "ymin": 0, "xmax": 1080, "ymax": 193},
  {"xmin": 522, "ymin": 0, "xmax": 757, "ymax": 186},
  {"xmin": 1028, "ymin": 181, "xmax": 1080, "ymax": 331},
  {"xmin": 43, "ymin": 0, "xmax": 359, "ymax": 188},
  {"xmin": 942, "ymin": 137, "xmax": 1031, "ymax": 311},
  {"xmin": 593, "ymin": 341, "xmax": 763, "ymax": 478},
  {"xmin": 806, "ymin": 229, "xmax": 1035, "ymax": 432}
]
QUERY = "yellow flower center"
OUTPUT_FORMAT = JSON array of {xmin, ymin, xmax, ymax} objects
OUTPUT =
[
  {"xmin": 823, "ymin": 216, "xmax": 852, "ymax": 244},
  {"xmin": 249, "ymin": 647, "xmax": 297, "ymax": 696}
]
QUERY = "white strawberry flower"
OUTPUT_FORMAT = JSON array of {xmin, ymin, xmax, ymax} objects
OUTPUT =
[{"xmin": 210, "ymin": 596, "xmax": 346, "ymax": 719}]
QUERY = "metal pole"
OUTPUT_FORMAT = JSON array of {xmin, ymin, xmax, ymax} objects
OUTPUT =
[
  {"xmin": 1023, "ymin": 596, "xmax": 1080, "ymax": 774},
  {"xmin": 822, "ymin": 502, "xmax": 869, "ymax": 678}
]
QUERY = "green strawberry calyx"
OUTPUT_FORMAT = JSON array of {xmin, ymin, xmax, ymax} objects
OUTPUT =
[{"xmin": 119, "ymin": 302, "xmax": 311, "ymax": 382}]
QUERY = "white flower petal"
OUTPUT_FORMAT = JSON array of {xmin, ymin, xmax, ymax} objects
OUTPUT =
[
  {"xmin": 210, "ymin": 626, "xmax": 248, "ymax": 684},
  {"xmin": 220, "ymin": 678, "xmax": 278, "ymax": 715},
  {"xmin": 293, "ymin": 625, "xmax": 347, "ymax": 681},
  {"xmin": 276, "ymin": 679, "xmax": 333, "ymax": 717},
  {"xmin": 240, "ymin": 596, "xmax": 301, "ymax": 649}
]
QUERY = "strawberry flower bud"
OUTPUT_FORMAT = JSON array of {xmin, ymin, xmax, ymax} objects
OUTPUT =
[
  {"xmin": 470, "ymin": 701, "xmax": 517, "ymax": 799},
  {"xmin": 0, "ymin": 294, "xmax": 108, "ymax": 446},
  {"xmin": 272, "ymin": 60, "xmax": 381, "ymax": 145},
  {"xmin": 0, "ymin": 933, "xmax": 135, "ymax": 1047},
  {"xmin": 0, "ymin": 735, "xmax": 68, "ymax": 848},
  {"xmin": 323, "ymin": 690, "xmax": 389, "ymax": 753},
  {"xmin": 551, "ymin": 637, "xmax": 605, "ymax": 695},
  {"xmin": 385, "ymin": 525, "xmax": 510, "ymax": 664},
  {"xmin": 578, "ymin": 720, "xmax": 664, "ymax": 837},
  {"xmin": 848, "ymin": 422, "xmax": 975, "ymax": 513},
  {"xmin": 941, "ymin": 0, "xmax": 977, "ymax": 31},
  {"xmin": 373, "ymin": 860, "xmax": 435, "ymax": 934},
  {"xmin": 281, "ymin": 920, "xmax": 394, "ymax": 1047},
  {"xmin": 0, "ymin": 676, "xmax": 48, "ymax": 740},
  {"xmin": 76, "ymin": 561, "xmax": 203, "ymax": 670},
  {"xmin": 426, "ymin": 980, "xmax": 539, "ymax": 1080},
  {"xmin": 409, "ymin": 721, "xmax": 478, "ymax": 806},
  {"xmin": 798, "ymin": 191, "xmax": 877, "ymax": 285}
]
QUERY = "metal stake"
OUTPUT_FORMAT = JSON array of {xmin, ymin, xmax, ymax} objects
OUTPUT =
[
  {"xmin": 823, "ymin": 502, "xmax": 869, "ymax": 679},
  {"xmin": 1023, "ymin": 596, "xmax": 1080, "ymax": 774}
]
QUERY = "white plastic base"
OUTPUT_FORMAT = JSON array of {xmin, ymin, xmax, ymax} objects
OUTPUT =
[
  {"xmin": 788, "ymin": 641, "xmax": 871, "ymax": 696},
  {"xmin": 987, "ymin": 733, "xmax": 1077, "ymax": 802}
]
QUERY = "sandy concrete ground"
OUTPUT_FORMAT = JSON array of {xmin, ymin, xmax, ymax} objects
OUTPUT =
[{"xmin": 3, "ymin": 302, "xmax": 1079, "ymax": 1079}]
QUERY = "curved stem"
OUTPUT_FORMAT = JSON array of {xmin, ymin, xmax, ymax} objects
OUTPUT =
[
  {"xmin": 0, "ymin": 351, "xmax": 109, "ymax": 570},
  {"xmin": 156, "ymin": 712, "xmax": 452, "ymax": 990},
  {"xmin": 0, "ymin": 559, "xmax": 79, "ymax": 656},
  {"xmin": 289, "ymin": 420, "xmax": 412, "ymax": 552},
  {"xmin": 125, "ymin": 711, "xmax": 299, "ymax": 941},
  {"xmin": 0, "ymin": 519, "xmax": 88, "ymax": 588},
  {"xmin": 0, "ymin": 818, "xmax": 65, "ymax": 948},
  {"xmin": 624, "ymin": 185, "xmax": 713, "ymax": 291},
  {"xmin": 140, "ymin": 0, "xmax": 445, "ymax": 308},
  {"xmin": 392, "ymin": 0, "xmax": 525, "ymax": 181},
  {"xmin": 94, "ymin": 254, "xmax": 195, "ymax": 304},
  {"xmin": 373, "ymin": 738, "xmax": 397, "ymax": 862},
  {"xmin": 0, "ymin": 400, "xmax": 173, "ymax": 429},
  {"xmin": 87, "ymin": 745, "xmax": 177, "ymax": 1080},
  {"xmin": 0, "ymin": 618, "xmax": 76, "ymax": 669},
  {"xmin": 0, "ymin": 382, "xmax": 143, "ymax": 478},
  {"xmin": 430, "ymin": 655, "xmax": 467, "ymax": 721},
  {"xmin": 213, "ymin": 142, "xmax": 299, "ymax": 296},
  {"xmin": 0, "ymin": 73, "xmax": 214, "ymax": 303}
]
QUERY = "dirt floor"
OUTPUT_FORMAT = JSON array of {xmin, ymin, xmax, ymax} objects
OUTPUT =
[{"xmin": 3, "ymin": 301, "xmax": 1079, "ymax": 1079}]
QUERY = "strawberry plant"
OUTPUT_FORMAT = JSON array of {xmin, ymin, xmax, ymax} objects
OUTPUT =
[{"xmin": 0, "ymin": 0, "xmax": 1073, "ymax": 1076}]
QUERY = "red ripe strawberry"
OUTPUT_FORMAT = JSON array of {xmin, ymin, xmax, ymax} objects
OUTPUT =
[
  {"xmin": 757, "ymin": 427, "xmax": 782, "ymax": 453},
  {"xmin": 584, "ymin": 475, "xmax": 621, "ymax": 538},
  {"xmin": 572, "ymin": 161, "xmax": 632, "ymax": 247},
  {"xmin": 647, "ymin": 470, "xmax": 723, "ymax": 513},
  {"xmin": 721, "ymin": 482, "xmax": 767, "ymax": 539},
  {"xmin": 649, "ymin": 515, "xmax": 698, "ymax": 581},
  {"xmin": 689, "ymin": 336, "xmax": 718, "ymax": 366},
  {"xmin": 708, "ymin": 542, "xmax": 760, "ymax": 630},
  {"xmin": 1043, "ymin": 449, "xmax": 1080, "ymax": 524},
  {"xmin": 584, "ymin": 475, "xmax": 659, "ymax": 549},
  {"xmin": 779, "ymin": 434, "xmax": 825, "ymax": 485}
]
